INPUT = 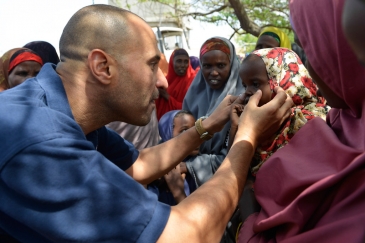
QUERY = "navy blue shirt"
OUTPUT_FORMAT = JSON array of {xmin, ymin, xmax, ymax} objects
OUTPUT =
[{"xmin": 0, "ymin": 64, "xmax": 170, "ymax": 242}]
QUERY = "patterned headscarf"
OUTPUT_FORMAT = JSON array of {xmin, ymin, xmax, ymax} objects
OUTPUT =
[
  {"xmin": 200, "ymin": 38, "xmax": 231, "ymax": 60},
  {"xmin": 249, "ymin": 47, "xmax": 330, "ymax": 174}
]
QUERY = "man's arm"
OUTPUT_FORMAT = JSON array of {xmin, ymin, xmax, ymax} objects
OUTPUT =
[
  {"xmin": 125, "ymin": 95, "xmax": 240, "ymax": 185},
  {"xmin": 158, "ymin": 87, "xmax": 293, "ymax": 242}
]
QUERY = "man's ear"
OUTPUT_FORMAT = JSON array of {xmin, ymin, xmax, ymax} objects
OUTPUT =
[{"xmin": 88, "ymin": 49, "xmax": 115, "ymax": 85}]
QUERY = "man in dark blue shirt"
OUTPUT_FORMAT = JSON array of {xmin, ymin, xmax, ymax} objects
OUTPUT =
[{"xmin": 0, "ymin": 4, "xmax": 293, "ymax": 242}]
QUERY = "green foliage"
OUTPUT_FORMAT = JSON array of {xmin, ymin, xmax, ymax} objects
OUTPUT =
[{"xmin": 133, "ymin": 0, "xmax": 292, "ymax": 49}]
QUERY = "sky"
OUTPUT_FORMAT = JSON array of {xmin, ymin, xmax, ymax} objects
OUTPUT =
[{"xmin": 0, "ymin": 0, "xmax": 234, "ymax": 56}]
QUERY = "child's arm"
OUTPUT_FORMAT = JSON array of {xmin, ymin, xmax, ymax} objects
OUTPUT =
[{"xmin": 164, "ymin": 166, "xmax": 186, "ymax": 203}]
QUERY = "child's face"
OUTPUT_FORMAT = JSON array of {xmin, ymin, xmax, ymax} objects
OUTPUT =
[
  {"xmin": 173, "ymin": 114, "xmax": 200, "ymax": 156},
  {"xmin": 239, "ymin": 55, "xmax": 271, "ymax": 106}
]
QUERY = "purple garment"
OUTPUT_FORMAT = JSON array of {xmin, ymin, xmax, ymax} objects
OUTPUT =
[
  {"xmin": 158, "ymin": 110, "xmax": 180, "ymax": 142},
  {"xmin": 189, "ymin": 56, "xmax": 200, "ymax": 70},
  {"xmin": 157, "ymin": 110, "xmax": 195, "ymax": 205},
  {"xmin": 237, "ymin": 0, "xmax": 365, "ymax": 242}
]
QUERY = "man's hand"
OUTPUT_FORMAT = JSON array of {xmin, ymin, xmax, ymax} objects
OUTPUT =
[
  {"xmin": 202, "ymin": 94, "xmax": 245, "ymax": 134},
  {"xmin": 235, "ymin": 87, "xmax": 293, "ymax": 148},
  {"xmin": 158, "ymin": 88, "xmax": 170, "ymax": 100}
]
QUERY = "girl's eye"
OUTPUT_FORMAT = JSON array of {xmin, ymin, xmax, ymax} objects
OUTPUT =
[
  {"xmin": 253, "ymin": 82, "xmax": 260, "ymax": 88},
  {"xmin": 242, "ymin": 83, "xmax": 247, "ymax": 88}
]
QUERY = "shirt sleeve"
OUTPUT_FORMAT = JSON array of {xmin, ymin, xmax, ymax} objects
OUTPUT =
[
  {"xmin": 0, "ymin": 137, "xmax": 170, "ymax": 242},
  {"xmin": 96, "ymin": 126, "xmax": 140, "ymax": 171}
]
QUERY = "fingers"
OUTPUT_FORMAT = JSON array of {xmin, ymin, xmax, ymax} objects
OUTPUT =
[
  {"xmin": 246, "ymin": 90, "xmax": 262, "ymax": 106},
  {"xmin": 231, "ymin": 93, "xmax": 247, "ymax": 105}
]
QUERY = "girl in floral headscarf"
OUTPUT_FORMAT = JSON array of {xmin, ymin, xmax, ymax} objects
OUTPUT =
[
  {"xmin": 230, "ymin": 47, "xmax": 330, "ymax": 175},
  {"xmin": 231, "ymin": 47, "xmax": 330, "ymax": 241}
]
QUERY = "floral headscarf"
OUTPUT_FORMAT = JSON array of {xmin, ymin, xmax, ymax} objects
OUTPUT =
[{"xmin": 249, "ymin": 47, "xmax": 330, "ymax": 174}]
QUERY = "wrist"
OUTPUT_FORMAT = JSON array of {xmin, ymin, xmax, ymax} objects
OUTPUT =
[
  {"xmin": 233, "ymin": 128, "xmax": 258, "ymax": 149},
  {"xmin": 201, "ymin": 116, "xmax": 219, "ymax": 134}
]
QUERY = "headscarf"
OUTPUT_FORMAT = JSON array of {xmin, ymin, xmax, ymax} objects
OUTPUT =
[
  {"xmin": 0, "ymin": 48, "xmax": 41, "ymax": 91},
  {"xmin": 155, "ymin": 49, "xmax": 197, "ymax": 120},
  {"xmin": 258, "ymin": 26, "xmax": 292, "ymax": 50},
  {"xmin": 8, "ymin": 49, "xmax": 43, "ymax": 74},
  {"xmin": 0, "ymin": 48, "xmax": 22, "ymax": 91},
  {"xmin": 189, "ymin": 56, "xmax": 200, "ymax": 70},
  {"xmin": 182, "ymin": 37, "xmax": 244, "ymax": 186},
  {"xmin": 248, "ymin": 47, "xmax": 330, "ymax": 174},
  {"xmin": 237, "ymin": 0, "xmax": 365, "ymax": 242},
  {"xmin": 200, "ymin": 38, "xmax": 231, "ymax": 60},
  {"xmin": 23, "ymin": 41, "xmax": 60, "ymax": 65},
  {"xmin": 158, "ymin": 110, "xmax": 180, "ymax": 142}
]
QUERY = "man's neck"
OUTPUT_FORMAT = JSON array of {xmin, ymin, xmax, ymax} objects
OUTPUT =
[{"xmin": 56, "ymin": 63, "xmax": 109, "ymax": 135}]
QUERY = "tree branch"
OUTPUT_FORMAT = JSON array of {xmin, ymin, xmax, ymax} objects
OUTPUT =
[
  {"xmin": 228, "ymin": 0, "xmax": 260, "ymax": 36},
  {"xmin": 185, "ymin": 4, "xmax": 228, "ymax": 17}
]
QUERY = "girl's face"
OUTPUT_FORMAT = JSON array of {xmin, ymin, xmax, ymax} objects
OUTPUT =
[
  {"xmin": 201, "ymin": 50, "xmax": 231, "ymax": 90},
  {"xmin": 239, "ymin": 55, "xmax": 271, "ymax": 106},
  {"xmin": 173, "ymin": 114, "xmax": 200, "ymax": 156},
  {"xmin": 8, "ymin": 61, "xmax": 42, "ymax": 88}
]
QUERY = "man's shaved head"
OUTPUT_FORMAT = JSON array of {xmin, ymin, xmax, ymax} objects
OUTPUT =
[{"xmin": 59, "ymin": 4, "xmax": 138, "ymax": 62}]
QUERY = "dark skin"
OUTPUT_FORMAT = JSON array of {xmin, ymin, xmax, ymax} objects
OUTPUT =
[
  {"xmin": 255, "ymin": 35, "xmax": 280, "ymax": 50},
  {"xmin": 8, "ymin": 61, "xmax": 42, "ymax": 88},
  {"xmin": 164, "ymin": 114, "xmax": 199, "ymax": 204},
  {"xmin": 201, "ymin": 50, "xmax": 231, "ymax": 90},
  {"xmin": 173, "ymin": 55, "xmax": 189, "ymax": 76},
  {"xmin": 159, "ymin": 55, "xmax": 190, "ymax": 100},
  {"xmin": 294, "ymin": 33, "xmax": 349, "ymax": 109},
  {"xmin": 342, "ymin": 0, "xmax": 365, "ymax": 66},
  {"xmin": 229, "ymin": 55, "xmax": 271, "ymax": 150}
]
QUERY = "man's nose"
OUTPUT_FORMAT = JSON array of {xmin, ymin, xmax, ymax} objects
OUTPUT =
[{"xmin": 156, "ymin": 68, "xmax": 168, "ymax": 89}]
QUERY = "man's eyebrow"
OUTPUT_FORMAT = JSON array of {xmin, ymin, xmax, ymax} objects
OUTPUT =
[{"xmin": 149, "ymin": 55, "xmax": 161, "ymax": 62}]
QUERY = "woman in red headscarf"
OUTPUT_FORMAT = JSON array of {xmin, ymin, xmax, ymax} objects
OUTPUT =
[
  {"xmin": 0, "ymin": 48, "xmax": 43, "ymax": 91},
  {"xmin": 155, "ymin": 48, "xmax": 197, "ymax": 120}
]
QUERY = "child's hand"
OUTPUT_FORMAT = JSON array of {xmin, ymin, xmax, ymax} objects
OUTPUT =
[
  {"xmin": 164, "ymin": 167, "xmax": 186, "ymax": 203},
  {"xmin": 230, "ymin": 103, "xmax": 245, "ymax": 128}
]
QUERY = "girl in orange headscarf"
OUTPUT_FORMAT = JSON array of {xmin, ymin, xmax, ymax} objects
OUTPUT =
[{"xmin": 155, "ymin": 49, "xmax": 197, "ymax": 120}]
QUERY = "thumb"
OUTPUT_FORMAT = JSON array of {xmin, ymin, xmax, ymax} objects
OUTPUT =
[{"xmin": 247, "ymin": 90, "xmax": 262, "ymax": 106}]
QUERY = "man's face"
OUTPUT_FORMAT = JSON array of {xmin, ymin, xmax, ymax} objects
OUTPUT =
[{"xmin": 110, "ymin": 17, "xmax": 162, "ymax": 126}]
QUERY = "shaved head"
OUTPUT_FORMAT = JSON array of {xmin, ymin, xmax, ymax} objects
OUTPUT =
[{"xmin": 59, "ymin": 4, "xmax": 138, "ymax": 62}]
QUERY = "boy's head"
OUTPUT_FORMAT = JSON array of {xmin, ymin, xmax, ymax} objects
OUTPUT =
[{"xmin": 173, "ymin": 111, "xmax": 200, "ymax": 156}]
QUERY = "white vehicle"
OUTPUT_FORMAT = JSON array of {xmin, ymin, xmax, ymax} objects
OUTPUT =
[{"xmin": 152, "ymin": 26, "xmax": 195, "ymax": 61}]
